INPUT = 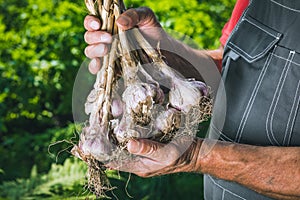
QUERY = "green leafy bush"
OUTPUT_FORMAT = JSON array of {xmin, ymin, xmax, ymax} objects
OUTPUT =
[
  {"xmin": 0, "ymin": 0, "xmax": 86, "ymax": 181},
  {"xmin": 0, "ymin": 158, "xmax": 90, "ymax": 200}
]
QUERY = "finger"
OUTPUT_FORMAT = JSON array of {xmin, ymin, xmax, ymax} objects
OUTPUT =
[
  {"xmin": 84, "ymin": 31, "xmax": 112, "ymax": 44},
  {"xmin": 88, "ymin": 58, "xmax": 101, "ymax": 74},
  {"xmin": 127, "ymin": 139, "xmax": 164, "ymax": 157},
  {"xmin": 84, "ymin": 15, "xmax": 101, "ymax": 31},
  {"xmin": 106, "ymin": 154, "xmax": 158, "ymax": 175},
  {"xmin": 116, "ymin": 7, "xmax": 159, "ymax": 30},
  {"xmin": 84, "ymin": 43, "xmax": 108, "ymax": 59},
  {"xmin": 127, "ymin": 136, "xmax": 194, "ymax": 163}
]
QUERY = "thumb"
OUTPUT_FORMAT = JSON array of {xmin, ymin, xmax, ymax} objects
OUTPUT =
[
  {"xmin": 127, "ymin": 139, "xmax": 164, "ymax": 157},
  {"xmin": 116, "ymin": 7, "xmax": 160, "ymax": 31}
]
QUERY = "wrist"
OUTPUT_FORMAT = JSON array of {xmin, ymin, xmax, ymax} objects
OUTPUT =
[
  {"xmin": 203, "ymin": 47, "xmax": 224, "ymax": 72},
  {"xmin": 183, "ymin": 137, "xmax": 204, "ymax": 173},
  {"xmin": 194, "ymin": 138, "xmax": 219, "ymax": 173}
]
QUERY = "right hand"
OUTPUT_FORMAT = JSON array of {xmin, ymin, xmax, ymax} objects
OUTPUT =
[
  {"xmin": 84, "ymin": 7, "xmax": 163, "ymax": 74},
  {"xmin": 106, "ymin": 136, "xmax": 203, "ymax": 177}
]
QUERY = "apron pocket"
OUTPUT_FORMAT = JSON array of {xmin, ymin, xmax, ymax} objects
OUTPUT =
[{"xmin": 227, "ymin": 14, "xmax": 282, "ymax": 63}]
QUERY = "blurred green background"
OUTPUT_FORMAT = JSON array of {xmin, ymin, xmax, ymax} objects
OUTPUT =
[{"xmin": 0, "ymin": 0, "xmax": 235, "ymax": 199}]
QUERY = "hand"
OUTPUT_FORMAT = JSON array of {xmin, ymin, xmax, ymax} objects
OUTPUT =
[
  {"xmin": 84, "ymin": 7, "xmax": 163, "ymax": 74},
  {"xmin": 106, "ymin": 136, "xmax": 203, "ymax": 177}
]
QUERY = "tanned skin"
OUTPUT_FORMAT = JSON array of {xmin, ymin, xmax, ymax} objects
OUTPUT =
[{"xmin": 199, "ymin": 139, "xmax": 300, "ymax": 200}]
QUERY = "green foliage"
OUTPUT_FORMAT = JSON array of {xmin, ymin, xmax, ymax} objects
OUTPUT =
[
  {"xmin": 113, "ymin": 173, "xmax": 204, "ymax": 200},
  {"xmin": 0, "ymin": 159, "xmax": 204, "ymax": 200},
  {"xmin": 0, "ymin": 123, "xmax": 79, "ymax": 184},
  {"xmin": 0, "ymin": 158, "xmax": 90, "ymax": 200},
  {"xmin": 0, "ymin": 0, "xmax": 86, "ymax": 181},
  {"xmin": 0, "ymin": 0, "xmax": 86, "ymax": 134}
]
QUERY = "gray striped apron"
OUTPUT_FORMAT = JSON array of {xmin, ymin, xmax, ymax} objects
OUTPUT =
[{"xmin": 205, "ymin": 0, "xmax": 300, "ymax": 199}]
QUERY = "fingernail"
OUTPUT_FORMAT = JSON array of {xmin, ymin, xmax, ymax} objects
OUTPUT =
[
  {"xmin": 127, "ymin": 140, "xmax": 141, "ymax": 154},
  {"xmin": 90, "ymin": 58, "xmax": 96, "ymax": 67},
  {"xmin": 117, "ymin": 16, "xmax": 130, "ymax": 27},
  {"xmin": 90, "ymin": 21, "xmax": 100, "ymax": 30},
  {"xmin": 101, "ymin": 34, "xmax": 112, "ymax": 43},
  {"xmin": 89, "ymin": 58, "xmax": 99, "ymax": 74}
]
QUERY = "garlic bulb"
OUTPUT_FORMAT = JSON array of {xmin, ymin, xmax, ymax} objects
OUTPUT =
[
  {"xmin": 113, "ymin": 114, "xmax": 147, "ymax": 143},
  {"xmin": 72, "ymin": 126, "xmax": 114, "ymax": 162},
  {"xmin": 169, "ymin": 78, "xmax": 208, "ymax": 113},
  {"xmin": 122, "ymin": 82, "xmax": 164, "ymax": 125},
  {"xmin": 155, "ymin": 108, "xmax": 181, "ymax": 134}
]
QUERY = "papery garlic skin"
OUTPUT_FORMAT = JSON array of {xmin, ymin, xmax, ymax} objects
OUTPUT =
[
  {"xmin": 190, "ymin": 80, "xmax": 209, "ymax": 96},
  {"xmin": 149, "ymin": 83, "xmax": 165, "ymax": 104},
  {"xmin": 114, "ymin": 128, "xmax": 142, "ymax": 143},
  {"xmin": 111, "ymin": 98, "xmax": 123, "ymax": 118}
]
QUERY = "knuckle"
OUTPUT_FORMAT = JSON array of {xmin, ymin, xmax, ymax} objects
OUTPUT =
[
  {"xmin": 137, "ymin": 6, "xmax": 155, "ymax": 17},
  {"xmin": 140, "ymin": 6, "xmax": 153, "ymax": 13},
  {"xmin": 101, "ymin": 44, "xmax": 108, "ymax": 55},
  {"xmin": 143, "ymin": 142, "xmax": 159, "ymax": 156}
]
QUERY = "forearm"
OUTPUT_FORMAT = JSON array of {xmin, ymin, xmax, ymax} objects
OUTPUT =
[
  {"xmin": 160, "ymin": 34, "xmax": 222, "ymax": 80},
  {"xmin": 196, "ymin": 139, "xmax": 300, "ymax": 199}
]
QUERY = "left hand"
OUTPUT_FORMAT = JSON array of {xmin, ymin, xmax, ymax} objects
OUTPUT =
[{"xmin": 107, "ymin": 136, "xmax": 203, "ymax": 177}]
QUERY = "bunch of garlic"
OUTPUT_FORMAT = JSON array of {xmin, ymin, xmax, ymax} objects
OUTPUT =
[{"xmin": 72, "ymin": 0, "xmax": 212, "ymax": 197}]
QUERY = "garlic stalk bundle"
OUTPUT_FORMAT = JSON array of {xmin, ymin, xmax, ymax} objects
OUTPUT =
[{"xmin": 72, "ymin": 0, "xmax": 213, "ymax": 197}]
